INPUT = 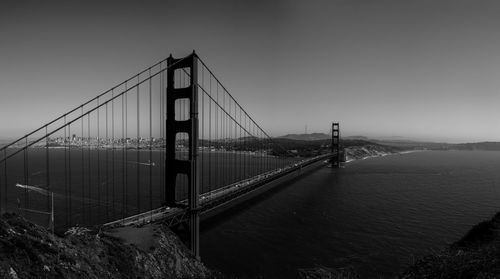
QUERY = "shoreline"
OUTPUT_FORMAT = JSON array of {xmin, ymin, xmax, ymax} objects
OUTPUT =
[{"xmin": 344, "ymin": 146, "xmax": 424, "ymax": 163}]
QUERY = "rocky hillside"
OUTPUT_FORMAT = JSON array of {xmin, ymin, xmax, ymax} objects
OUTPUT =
[
  {"xmin": 0, "ymin": 213, "xmax": 216, "ymax": 279},
  {"xmin": 401, "ymin": 212, "xmax": 500, "ymax": 278},
  {"xmin": 344, "ymin": 144, "xmax": 402, "ymax": 162}
]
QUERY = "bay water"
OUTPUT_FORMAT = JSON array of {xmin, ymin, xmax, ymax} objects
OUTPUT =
[{"xmin": 200, "ymin": 151, "xmax": 500, "ymax": 278}]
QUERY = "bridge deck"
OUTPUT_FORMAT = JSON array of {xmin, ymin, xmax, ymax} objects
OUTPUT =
[{"xmin": 103, "ymin": 153, "xmax": 334, "ymax": 229}]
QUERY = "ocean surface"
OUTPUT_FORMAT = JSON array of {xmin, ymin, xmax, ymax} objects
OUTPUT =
[{"xmin": 200, "ymin": 150, "xmax": 500, "ymax": 278}]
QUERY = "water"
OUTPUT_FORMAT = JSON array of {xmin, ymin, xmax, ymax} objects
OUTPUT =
[
  {"xmin": 0, "ymin": 148, "xmax": 296, "ymax": 231},
  {"xmin": 200, "ymin": 151, "xmax": 500, "ymax": 278}
]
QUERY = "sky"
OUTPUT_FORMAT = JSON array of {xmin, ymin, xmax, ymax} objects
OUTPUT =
[{"xmin": 1, "ymin": 0, "xmax": 500, "ymax": 143}]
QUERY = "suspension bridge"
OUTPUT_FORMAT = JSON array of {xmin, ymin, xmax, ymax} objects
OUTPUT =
[{"xmin": 0, "ymin": 52, "xmax": 343, "ymax": 257}]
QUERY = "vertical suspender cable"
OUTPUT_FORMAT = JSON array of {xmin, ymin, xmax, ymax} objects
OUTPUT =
[
  {"xmin": 123, "ymin": 84, "xmax": 128, "ymax": 218},
  {"xmin": 238, "ymin": 109, "xmax": 243, "ymax": 184},
  {"xmin": 149, "ymin": 68, "xmax": 153, "ymax": 216},
  {"xmin": 121, "ymin": 92, "xmax": 125, "ymax": 221},
  {"xmin": 68, "ymin": 123, "xmax": 72, "ymax": 227},
  {"xmin": 223, "ymin": 85, "xmax": 226, "ymax": 185},
  {"xmin": 111, "ymin": 90, "xmax": 115, "ymax": 220},
  {"xmin": 45, "ymin": 126, "xmax": 50, "ymax": 224},
  {"xmin": 97, "ymin": 98, "xmax": 100, "ymax": 220},
  {"xmin": 105, "ymin": 102, "xmax": 109, "ymax": 222},
  {"xmin": 160, "ymin": 64, "xmax": 164, "ymax": 204},
  {"xmin": 24, "ymin": 138, "xmax": 28, "ymax": 215},
  {"xmin": 136, "ymin": 75, "xmax": 140, "ymax": 214},
  {"xmin": 81, "ymin": 107, "xmax": 85, "ymax": 224},
  {"xmin": 201, "ymin": 66, "xmax": 204, "ymax": 194},
  {"xmin": 216, "ymin": 82, "xmax": 219, "ymax": 188},
  {"xmin": 209, "ymin": 75, "xmax": 212, "ymax": 194},
  {"xmin": 64, "ymin": 116, "xmax": 68, "ymax": 227},
  {"xmin": 87, "ymin": 113, "xmax": 91, "ymax": 224}
]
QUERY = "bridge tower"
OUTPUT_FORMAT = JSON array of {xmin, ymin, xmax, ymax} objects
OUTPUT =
[
  {"xmin": 165, "ymin": 52, "xmax": 200, "ymax": 258},
  {"xmin": 331, "ymin": 122, "xmax": 341, "ymax": 168}
]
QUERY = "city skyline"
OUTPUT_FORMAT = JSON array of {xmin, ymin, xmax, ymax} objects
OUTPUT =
[{"xmin": 2, "ymin": 0, "xmax": 500, "ymax": 143}]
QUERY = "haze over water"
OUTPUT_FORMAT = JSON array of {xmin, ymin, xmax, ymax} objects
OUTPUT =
[{"xmin": 200, "ymin": 150, "xmax": 500, "ymax": 278}]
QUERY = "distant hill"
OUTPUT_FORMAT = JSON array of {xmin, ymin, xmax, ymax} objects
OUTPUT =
[
  {"xmin": 371, "ymin": 139, "xmax": 500, "ymax": 151},
  {"xmin": 451, "ymin": 142, "xmax": 500, "ymax": 151},
  {"xmin": 278, "ymin": 133, "xmax": 330, "ymax": 141},
  {"xmin": 343, "ymin": 135, "xmax": 369, "ymax": 140},
  {"xmin": 371, "ymin": 139, "xmax": 450, "ymax": 150},
  {"xmin": 277, "ymin": 133, "xmax": 500, "ymax": 151}
]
